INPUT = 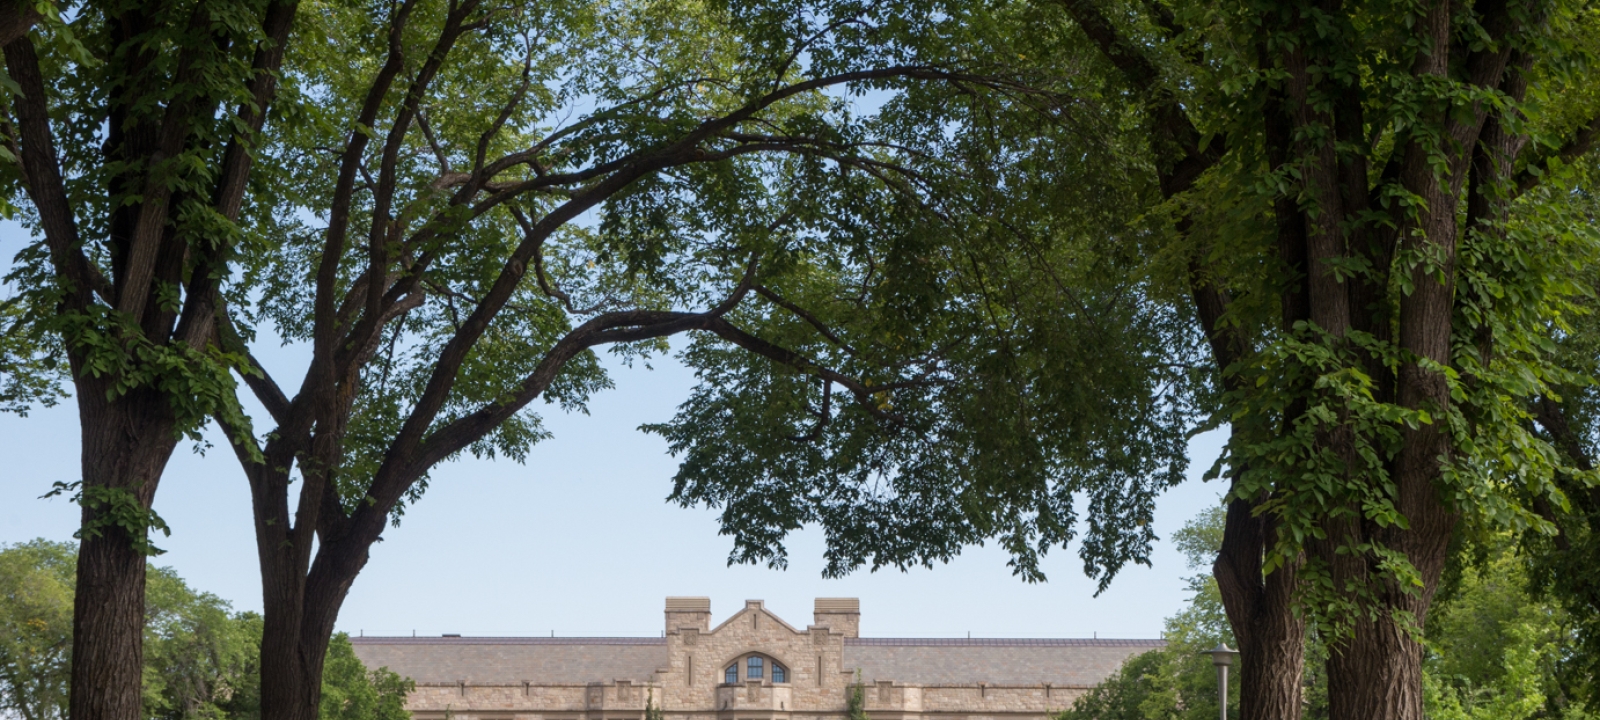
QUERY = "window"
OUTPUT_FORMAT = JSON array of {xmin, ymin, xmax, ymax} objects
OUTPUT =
[
  {"xmin": 748, "ymin": 656, "xmax": 764, "ymax": 679},
  {"xmin": 772, "ymin": 663, "xmax": 787, "ymax": 683},
  {"xmin": 726, "ymin": 664, "xmax": 738, "ymax": 684}
]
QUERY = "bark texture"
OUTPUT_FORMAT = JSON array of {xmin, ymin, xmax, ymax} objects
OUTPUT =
[
  {"xmin": 1052, "ymin": 2, "xmax": 1310, "ymax": 716},
  {"xmin": 0, "ymin": 0, "xmax": 38, "ymax": 47},
  {"xmin": 2, "ymin": 2, "xmax": 295, "ymax": 717},
  {"xmin": 1215, "ymin": 494, "xmax": 1308, "ymax": 720},
  {"xmin": 1056, "ymin": 0, "xmax": 1580, "ymax": 716}
]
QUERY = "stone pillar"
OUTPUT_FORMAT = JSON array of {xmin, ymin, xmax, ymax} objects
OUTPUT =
[
  {"xmin": 813, "ymin": 598, "xmax": 860, "ymax": 638},
  {"xmin": 666, "ymin": 597, "xmax": 711, "ymax": 633}
]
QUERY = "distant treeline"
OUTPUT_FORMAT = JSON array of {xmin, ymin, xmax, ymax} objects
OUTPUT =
[{"xmin": 0, "ymin": 539, "xmax": 412, "ymax": 720}]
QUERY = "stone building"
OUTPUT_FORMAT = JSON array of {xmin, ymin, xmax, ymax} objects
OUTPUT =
[{"xmin": 350, "ymin": 598, "xmax": 1162, "ymax": 720}]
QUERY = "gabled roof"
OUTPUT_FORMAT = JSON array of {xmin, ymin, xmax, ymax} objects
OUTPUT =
[
  {"xmin": 706, "ymin": 602, "xmax": 804, "ymax": 635},
  {"xmin": 348, "ymin": 635, "xmax": 1164, "ymax": 688},
  {"xmin": 350, "ymin": 637, "xmax": 667, "ymax": 684},
  {"xmin": 842, "ymin": 638, "xmax": 1166, "ymax": 688}
]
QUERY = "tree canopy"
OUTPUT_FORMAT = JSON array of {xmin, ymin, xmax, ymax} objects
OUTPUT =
[
  {"xmin": 0, "ymin": 1, "xmax": 1204, "ymax": 719},
  {"xmin": 4, "ymin": 0, "xmax": 1600, "ymax": 719}
]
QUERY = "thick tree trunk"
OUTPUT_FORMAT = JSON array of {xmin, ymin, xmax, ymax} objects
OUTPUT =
[
  {"xmin": 1324, "ymin": 514, "xmax": 1453, "ymax": 720},
  {"xmin": 1323, "ymin": 426, "xmax": 1456, "ymax": 720},
  {"xmin": 1327, "ymin": 607, "xmax": 1426, "ymax": 720},
  {"xmin": 69, "ymin": 531, "xmax": 149, "ymax": 720},
  {"xmin": 1324, "ymin": 32, "xmax": 1462, "ymax": 707},
  {"xmin": 258, "ymin": 557, "xmax": 369, "ymax": 720},
  {"xmin": 1215, "ymin": 493, "xmax": 1307, "ymax": 720},
  {"xmin": 252, "ymin": 473, "xmax": 375, "ymax": 720},
  {"xmin": 0, "ymin": 0, "xmax": 39, "ymax": 47},
  {"xmin": 69, "ymin": 392, "xmax": 179, "ymax": 720},
  {"xmin": 1198, "ymin": 52, "xmax": 1315, "ymax": 720},
  {"xmin": 259, "ymin": 599, "xmax": 335, "ymax": 720}
]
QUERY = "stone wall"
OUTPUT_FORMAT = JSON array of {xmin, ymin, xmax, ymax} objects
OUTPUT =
[{"xmin": 375, "ymin": 598, "xmax": 1142, "ymax": 720}]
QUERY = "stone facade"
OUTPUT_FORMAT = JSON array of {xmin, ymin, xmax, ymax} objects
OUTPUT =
[{"xmin": 350, "ymin": 598, "xmax": 1162, "ymax": 720}]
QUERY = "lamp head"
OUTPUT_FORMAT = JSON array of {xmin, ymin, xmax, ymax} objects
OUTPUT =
[{"xmin": 1201, "ymin": 643, "xmax": 1238, "ymax": 667}]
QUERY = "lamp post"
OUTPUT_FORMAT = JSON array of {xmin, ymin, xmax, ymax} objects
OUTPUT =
[{"xmin": 1200, "ymin": 643, "xmax": 1239, "ymax": 720}]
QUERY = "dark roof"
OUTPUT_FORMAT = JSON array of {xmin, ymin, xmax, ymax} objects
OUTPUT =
[
  {"xmin": 348, "ymin": 636, "xmax": 1163, "ymax": 688},
  {"xmin": 350, "ymin": 637, "xmax": 667, "ymax": 684},
  {"xmin": 352, "ymin": 637, "xmax": 666, "ymax": 646},
  {"xmin": 845, "ymin": 638, "xmax": 1163, "ymax": 647},
  {"xmin": 842, "ymin": 638, "xmax": 1164, "ymax": 688}
]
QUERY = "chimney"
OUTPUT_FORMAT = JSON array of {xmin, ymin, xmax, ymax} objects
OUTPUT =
[
  {"xmin": 814, "ymin": 598, "xmax": 860, "ymax": 638},
  {"xmin": 666, "ymin": 597, "xmax": 711, "ymax": 633}
]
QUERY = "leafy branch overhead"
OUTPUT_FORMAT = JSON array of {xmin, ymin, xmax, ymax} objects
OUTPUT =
[{"xmin": 0, "ymin": 2, "xmax": 1193, "ymax": 719}]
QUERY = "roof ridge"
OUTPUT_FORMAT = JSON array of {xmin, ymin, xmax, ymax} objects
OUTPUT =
[
  {"xmin": 843, "ymin": 638, "xmax": 1166, "ymax": 647},
  {"xmin": 349, "ymin": 637, "xmax": 668, "ymax": 645}
]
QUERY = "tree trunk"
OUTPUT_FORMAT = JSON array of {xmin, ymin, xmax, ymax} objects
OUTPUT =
[
  {"xmin": 258, "ymin": 554, "xmax": 370, "ymax": 720},
  {"xmin": 69, "ymin": 391, "xmax": 179, "ymax": 720},
  {"xmin": 1327, "ymin": 611, "xmax": 1426, "ymax": 720},
  {"xmin": 1323, "ymin": 492, "xmax": 1454, "ymax": 720},
  {"xmin": 251, "ymin": 471, "xmax": 375, "ymax": 720},
  {"xmin": 69, "ymin": 532, "xmax": 148, "ymax": 720},
  {"xmin": 1215, "ymin": 492, "xmax": 1307, "ymax": 720},
  {"xmin": 1325, "ymin": 107, "xmax": 1460, "ymax": 715},
  {"xmin": 259, "ymin": 600, "xmax": 334, "ymax": 720},
  {"xmin": 0, "ymin": 0, "xmax": 39, "ymax": 47}
]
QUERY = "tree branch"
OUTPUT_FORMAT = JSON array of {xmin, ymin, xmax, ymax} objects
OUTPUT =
[
  {"xmin": 1, "ymin": 37, "xmax": 97, "ymax": 314},
  {"xmin": 1054, "ymin": 0, "xmax": 1222, "ymax": 195},
  {"xmin": 316, "ymin": 0, "xmax": 421, "ymax": 356},
  {"xmin": 364, "ymin": 0, "xmax": 483, "ymax": 326},
  {"xmin": 1515, "ymin": 113, "xmax": 1600, "ymax": 195},
  {"xmin": 753, "ymin": 284, "xmax": 860, "ymax": 357},
  {"xmin": 215, "ymin": 310, "xmax": 292, "ymax": 425}
]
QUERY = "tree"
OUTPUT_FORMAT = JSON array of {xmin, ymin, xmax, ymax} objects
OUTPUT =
[
  {"xmin": 2, "ymin": 2, "xmax": 1117, "ymax": 720},
  {"xmin": 320, "ymin": 634, "xmax": 412, "ymax": 720},
  {"xmin": 848, "ymin": 670, "xmax": 869, "ymax": 720},
  {"xmin": 655, "ymin": 2, "xmax": 1600, "ymax": 718},
  {"xmin": 0, "ymin": 538, "xmax": 413, "ymax": 720},
  {"xmin": 1424, "ymin": 538, "xmax": 1592, "ymax": 720},
  {"xmin": 1039, "ymin": 2, "xmax": 1600, "ymax": 718},
  {"xmin": 0, "ymin": 539, "xmax": 74, "ymax": 720},
  {"xmin": 644, "ymin": 688, "xmax": 664, "ymax": 720},
  {"xmin": 1056, "ymin": 506, "xmax": 1241, "ymax": 720},
  {"xmin": 1519, "ymin": 209, "xmax": 1600, "ymax": 711},
  {"xmin": 143, "ymin": 568, "xmax": 262, "ymax": 720}
]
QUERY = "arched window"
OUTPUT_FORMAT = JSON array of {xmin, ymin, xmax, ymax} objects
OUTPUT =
[{"xmin": 724, "ymin": 654, "xmax": 788, "ymax": 683}]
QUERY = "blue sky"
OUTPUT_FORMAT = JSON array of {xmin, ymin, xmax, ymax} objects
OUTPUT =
[{"xmin": 0, "ymin": 222, "xmax": 1229, "ymax": 640}]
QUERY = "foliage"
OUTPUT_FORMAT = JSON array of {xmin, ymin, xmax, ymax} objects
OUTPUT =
[
  {"xmin": 1521, "ymin": 157, "xmax": 1600, "ymax": 713},
  {"xmin": 651, "ymin": 1, "xmax": 1207, "ymax": 587},
  {"xmin": 644, "ymin": 688, "xmax": 664, "ymax": 720},
  {"xmin": 0, "ymin": 539, "xmax": 412, "ymax": 720},
  {"xmin": 1424, "ymin": 539, "xmax": 1596, "ymax": 720},
  {"xmin": 0, "ymin": 292, "xmax": 64, "ymax": 415},
  {"xmin": 143, "ymin": 568, "xmax": 262, "ymax": 720},
  {"xmin": 0, "ymin": 539, "xmax": 74, "ymax": 720},
  {"xmin": 848, "ymin": 669, "xmax": 869, "ymax": 720},
  {"xmin": 321, "ymin": 634, "xmax": 413, "ymax": 720},
  {"xmin": 1056, "ymin": 506, "xmax": 1238, "ymax": 720}
]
